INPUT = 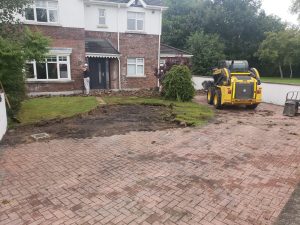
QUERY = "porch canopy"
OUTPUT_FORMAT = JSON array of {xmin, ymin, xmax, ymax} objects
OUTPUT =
[
  {"xmin": 160, "ymin": 44, "xmax": 193, "ymax": 58},
  {"xmin": 85, "ymin": 39, "xmax": 120, "ymax": 58}
]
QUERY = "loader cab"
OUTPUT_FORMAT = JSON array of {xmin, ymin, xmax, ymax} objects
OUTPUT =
[{"xmin": 218, "ymin": 60, "xmax": 249, "ymax": 73}]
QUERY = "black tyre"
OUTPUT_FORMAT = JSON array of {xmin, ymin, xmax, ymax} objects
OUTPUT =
[
  {"xmin": 246, "ymin": 104, "xmax": 259, "ymax": 110},
  {"xmin": 213, "ymin": 89, "xmax": 223, "ymax": 109},
  {"xmin": 207, "ymin": 87, "xmax": 215, "ymax": 105}
]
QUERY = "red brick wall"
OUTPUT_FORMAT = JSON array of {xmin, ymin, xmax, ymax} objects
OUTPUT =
[
  {"xmin": 119, "ymin": 33, "xmax": 159, "ymax": 89},
  {"xmin": 25, "ymin": 25, "xmax": 85, "ymax": 93},
  {"xmin": 85, "ymin": 31, "xmax": 159, "ymax": 89},
  {"xmin": 25, "ymin": 26, "xmax": 159, "ymax": 93}
]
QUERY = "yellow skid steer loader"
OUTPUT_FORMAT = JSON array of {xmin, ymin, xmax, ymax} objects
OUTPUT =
[{"xmin": 203, "ymin": 60, "xmax": 262, "ymax": 109}]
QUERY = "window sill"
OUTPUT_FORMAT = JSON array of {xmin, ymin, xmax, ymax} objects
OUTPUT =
[
  {"xmin": 97, "ymin": 25, "xmax": 108, "ymax": 28},
  {"xmin": 26, "ymin": 80, "xmax": 74, "ymax": 84},
  {"xmin": 126, "ymin": 75, "xmax": 146, "ymax": 78},
  {"xmin": 125, "ymin": 30, "xmax": 147, "ymax": 35},
  {"xmin": 23, "ymin": 21, "xmax": 62, "ymax": 27}
]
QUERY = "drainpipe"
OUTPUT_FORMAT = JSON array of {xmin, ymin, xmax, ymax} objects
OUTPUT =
[
  {"xmin": 117, "ymin": 4, "xmax": 122, "ymax": 90},
  {"xmin": 157, "ymin": 8, "xmax": 162, "ymax": 88},
  {"xmin": 117, "ymin": 4, "xmax": 120, "ymax": 51},
  {"xmin": 118, "ymin": 57, "xmax": 121, "ymax": 90}
]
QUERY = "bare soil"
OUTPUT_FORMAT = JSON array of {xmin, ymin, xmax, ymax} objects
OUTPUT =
[{"xmin": 2, "ymin": 105, "xmax": 179, "ymax": 146}]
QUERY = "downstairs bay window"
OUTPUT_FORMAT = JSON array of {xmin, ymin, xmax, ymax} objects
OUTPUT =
[{"xmin": 25, "ymin": 55, "xmax": 71, "ymax": 81}]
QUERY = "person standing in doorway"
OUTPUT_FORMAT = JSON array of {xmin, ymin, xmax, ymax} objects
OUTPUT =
[{"xmin": 82, "ymin": 63, "xmax": 90, "ymax": 95}]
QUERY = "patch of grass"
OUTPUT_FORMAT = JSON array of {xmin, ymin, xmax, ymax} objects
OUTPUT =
[
  {"xmin": 103, "ymin": 96, "xmax": 214, "ymax": 126},
  {"xmin": 17, "ymin": 96, "xmax": 99, "ymax": 125},
  {"xmin": 261, "ymin": 77, "xmax": 300, "ymax": 85}
]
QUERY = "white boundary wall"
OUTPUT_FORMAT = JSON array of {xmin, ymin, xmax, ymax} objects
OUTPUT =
[
  {"xmin": 261, "ymin": 83, "xmax": 300, "ymax": 106},
  {"xmin": 0, "ymin": 93, "xmax": 7, "ymax": 141},
  {"xmin": 192, "ymin": 76, "xmax": 300, "ymax": 106},
  {"xmin": 192, "ymin": 76, "xmax": 213, "ymax": 90}
]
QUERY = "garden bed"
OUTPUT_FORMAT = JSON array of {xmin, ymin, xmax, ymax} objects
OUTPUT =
[
  {"xmin": 2, "ymin": 96, "xmax": 213, "ymax": 146},
  {"xmin": 2, "ymin": 104, "xmax": 178, "ymax": 145}
]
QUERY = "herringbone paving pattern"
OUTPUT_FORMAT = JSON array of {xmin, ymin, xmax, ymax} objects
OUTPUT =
[{"xmin": 0, "ymin": 99, "xmax": 300, "ymax": 225}]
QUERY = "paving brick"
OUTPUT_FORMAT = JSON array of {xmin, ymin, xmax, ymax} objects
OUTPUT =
[{"xmin": 0, "ymin": 100, "xmax": 300, "ymax": 225}]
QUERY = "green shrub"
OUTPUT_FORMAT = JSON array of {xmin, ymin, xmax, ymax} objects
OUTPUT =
[
  {"xmin": 0, "ymin": 28, "xmax": 49, "ymax": 114},
  {"xmin": 0, "ymin": 38, "xmax": 25, "ymax": 113},
  {"xmin": 162, "ymin": 65, "xmax": 195, "ymax": 102}
]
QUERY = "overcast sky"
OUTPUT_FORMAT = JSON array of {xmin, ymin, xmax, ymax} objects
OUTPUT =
[{"xmin": 261, "ymin": 0, "xmax": 298, "ymax": 24}]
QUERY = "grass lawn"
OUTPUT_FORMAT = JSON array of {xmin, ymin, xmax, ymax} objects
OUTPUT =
[
  {"xmin": 18, "ymin": 96, "xmax": 99, "ymax": 125},
  {"xmin": 103, "ymin": 96, "xmax": 214, "ymax": 126},
  {"xmin": 261, "ymin": 77, "xmax": 300, "ymax": 85}
]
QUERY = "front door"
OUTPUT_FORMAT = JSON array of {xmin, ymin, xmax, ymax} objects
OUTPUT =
[{"xmin": 88, "ymin": 58, "xmax": 107, "ymax": 89}]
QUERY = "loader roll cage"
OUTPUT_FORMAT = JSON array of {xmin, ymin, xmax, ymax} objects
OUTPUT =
[{"xmin": 218, "ymin": 60, "xmax": 249, "ymax": 73}]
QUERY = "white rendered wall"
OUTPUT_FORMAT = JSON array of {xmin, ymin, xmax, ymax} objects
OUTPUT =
[
  {"xmin": 84, "ymin": 5, "xmax": 162, "ymax": 35},
  {"xmin": 192, "ymin": 76, "xmax": 213, "ymax": 90},
  {"xmin": 20, "ymin": 0, "xmax": 85, "ymax": 28},
  {"xmin": 59, "ymin": 0, "xmax": 85, "ymax": 28},
  {"xmin": 19, "ymin": 1, "xmax": 162, "ymax": 34},
  {"xmin": 261, "ymin": 83, "xmax": 300, "ymax": 106},
  {"xmin": 192, "ymin": 76, "xmax": 300, "ymax": 106},
  {"xmin": 0, "ymin": 93, "xmax": 7, "ymax": 141}
]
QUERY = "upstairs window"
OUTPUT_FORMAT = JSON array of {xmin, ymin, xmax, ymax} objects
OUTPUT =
[
  {"xmin": 25, "ymin": 0, "xmax": 59, "ymax": 23},
  {"xmin": 127, "ymin": 12, "xmax": 144, "ymax": 31},
  {"xmin": 98, "ymin": 9, "xmax": 106, "ymax": 25}
]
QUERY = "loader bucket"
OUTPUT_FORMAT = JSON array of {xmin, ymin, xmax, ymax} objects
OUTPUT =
[
  {"xmin": 283, "ymin": 101, "xmax": 299, "ymax": 117},
  {"xmin": 283, "ymin": 91, "xmax": 300, "ymax": 117}
]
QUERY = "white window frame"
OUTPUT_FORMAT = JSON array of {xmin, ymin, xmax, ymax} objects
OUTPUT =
[
  {"xmin": 25, "ymin": 0, "xmax": 59, "ymax": 24},
  {"xmin": 98, "ymin": 8, "xmax": 106, "ymax": 25},
  {"xmin": 127, "ymin": 58, "xmax": 145, "ymax": 77},
  {"xmin": 26, "ymin": 55, "xmax": 71, "ymax": 81},
  {"xmin": 160, "ymin": 59, "xmax": 166, "ymax": 67},
  {"xmin": 127, "ymin": 12, "xmax": 145, "ymax": 32}
]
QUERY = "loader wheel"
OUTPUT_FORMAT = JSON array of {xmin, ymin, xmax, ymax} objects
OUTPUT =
[
  {"xmin": 207, "ymin": 87, "xmax": 215, "ymax": 105},
  {"xmin": 246, "ymin": 104, "xmax": 259, "ymax": 110},
  {"xmin": 213, "ymin": 89, "xmax": 223, "ymax": 109}
]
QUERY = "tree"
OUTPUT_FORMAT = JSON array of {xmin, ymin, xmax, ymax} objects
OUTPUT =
[
  {"xmin": 162, "ymin": 0, "xmax": 210, "ymax": 49},
  {"xmin": 0, "ymin": 0, "xmax": 49, "ymax": 113},
  {"xmin": 256, "ymin": 29, "xmax": 300, "ymax": 78},
  {"xmin": 291, "ymin": 0, "xmax": 300, "ymax": 20},
  {"xmin": 256, "ymin": 32, "xmax": 285, "ymax": 78},
  {"xmin": 187, "ymin": 31, "xmax": 225, "ymax": 75},
  {"xmin": 0, "ymin": 0, "xmax": 33, "ymax": 37},
  {"xmin": 0, "ymin": 28, "xmax": 50, "ymax": 112},
  {"xmin": 281, "ymin": 29, "xmax": 300, "ymax": 78},
  {"xmin": 162, "ymin": 0, "xmax": 285, "ymax": 71}
]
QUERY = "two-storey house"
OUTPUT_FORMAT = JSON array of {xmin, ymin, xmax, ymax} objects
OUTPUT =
[{"xmin": 22, "ymin": 0, "xmax": 166, "ymax": 95}]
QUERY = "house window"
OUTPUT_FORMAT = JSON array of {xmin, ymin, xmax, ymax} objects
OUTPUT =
[
  {"xmin": 160, "ymin": 59, "xmax": 166, "ymax": 67},
  {"xmin": 25, "ymin": 0, "xmax": 59, "ymax": 23},
  {"xmin": 127, "ymin": 58, "xmax": 144, "ymax": 77},
  {"xmin": 98, "ymin": 9, "xmax": 106, "ymax": 25},
  {"xmin": 127, "ymin": 12, "xmax": 144, "ymax": 31},
  {"xmin": 25, "ymin": 62, "xmax": 35, "ymax": 79},
  {"xmin": 25, "ymin": 55, "xmax": 71, "ymax": 80}
]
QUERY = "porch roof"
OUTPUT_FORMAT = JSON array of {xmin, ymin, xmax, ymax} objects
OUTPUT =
[
  {"xmin": 160, "ymin": 44, "xmax": 193, "ymax": 58},
  {"xmin": 85, "ymin": 39, "xmax": 120, "ymax": 58}
]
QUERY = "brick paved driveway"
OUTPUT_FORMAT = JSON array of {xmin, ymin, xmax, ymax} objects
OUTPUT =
[{"xmin": 1, "ymin": 96, "xmax": 300, "ymax": 225}]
